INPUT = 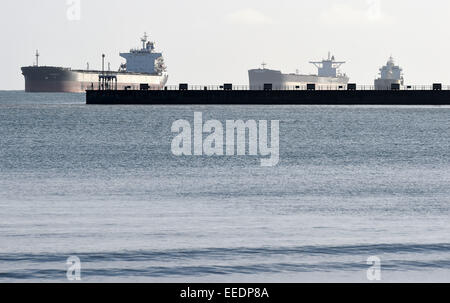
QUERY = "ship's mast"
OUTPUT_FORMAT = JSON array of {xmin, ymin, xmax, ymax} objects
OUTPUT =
[
  {"xmin": 141, "ymin": 32, "xmax": 148, "ymax": 50},
  {"xmin": 102, "ymin": 54, "xmax": 105, "ymax": 75},
  {"xmin": 35, "ymin": 50, "xmax": 40, "ymax": 67}
]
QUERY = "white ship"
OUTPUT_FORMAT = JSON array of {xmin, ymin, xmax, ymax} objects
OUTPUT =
[
  {"xmin": 248, "ymin": 53, "xmax": 349, "ymax": 90},
  {"xmin": 374, "ymin": 56, "xmax": 404, "ymax": 90},
  {"xmin": 22, "ymin": 33, "xmax": 168, "ymax": 93}
]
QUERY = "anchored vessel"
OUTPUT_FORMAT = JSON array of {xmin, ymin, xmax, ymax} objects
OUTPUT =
[
  {"xmin": 375, "ymin": 56, "xmax": 404, "ymax": 90},
  {"xmin": 248, "ymin": 53, "xmax": 349, "ymax": 90},
  {"xmin": 21, "ymin": 33, "xmax": 168, "ymax": 93}
]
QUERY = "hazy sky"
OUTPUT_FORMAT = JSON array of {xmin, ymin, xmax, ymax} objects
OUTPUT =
[{"xmin": 1, "ymin": 0, "xmax": 450, "ymax": 90}]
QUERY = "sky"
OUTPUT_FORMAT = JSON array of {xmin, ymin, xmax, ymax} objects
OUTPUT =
[{"xmin": 1, "ymin": 0, "xmax": 450, "ymax": 90}]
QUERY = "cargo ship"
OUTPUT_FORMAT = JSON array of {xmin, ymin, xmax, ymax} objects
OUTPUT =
[
  {"xmin": 21, "ymin": 33, "xmax": 168, "ymax": 93},
  {"xmin": 248, "ymin": 53, "xmax": 349, "ymax": 90}
]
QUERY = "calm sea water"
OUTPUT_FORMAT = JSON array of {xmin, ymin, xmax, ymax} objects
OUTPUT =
[{"xmin": 0, "ymin": 91, "xmax": 449, "ymax": 282}]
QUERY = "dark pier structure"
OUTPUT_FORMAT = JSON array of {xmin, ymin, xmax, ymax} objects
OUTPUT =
[{"xmin": 86, "ymin": 83, "xmax": 450, "ymax": 105}]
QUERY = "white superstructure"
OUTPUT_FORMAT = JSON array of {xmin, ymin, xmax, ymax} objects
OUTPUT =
[
  {"xmin": 119, "ymin": 33, "xmax": 167, "ymax": 75},
  {"xmin": 310, "ymin": 52, "xmax": 346, "ymax": 78},
  {"xmin": 374, "ymin": 56, "xmax": 404, "ymax": 90}
]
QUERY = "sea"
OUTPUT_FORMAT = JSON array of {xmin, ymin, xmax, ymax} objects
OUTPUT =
[{"xmin": 0, "ymin": 91, "xmax": 449, "ymax": 282}]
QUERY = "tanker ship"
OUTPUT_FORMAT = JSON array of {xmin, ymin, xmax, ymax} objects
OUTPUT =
[
  {"xmin": 21, "ymin": 33, "xmax": 168, "ymax": 93},
  {"xmin": 248, "ymin": 53, "xmax": 349, "ymax": 90}
]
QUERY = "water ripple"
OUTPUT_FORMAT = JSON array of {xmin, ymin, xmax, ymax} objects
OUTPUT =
[{"xmin": 1, "ymin": 243, "xmax": 449, "ymax": 263}]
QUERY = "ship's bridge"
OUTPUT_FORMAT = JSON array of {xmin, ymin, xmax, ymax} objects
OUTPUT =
[
  {"xmin": 309, "ymin": 52, "xmax": 346, "ymax": 78},
  {"xmin": 379, "ymin": 56, "xmax": 402, "ymax": 80},
  {"xmin": 119, "ymin": 33, "xmax": 166, "ymax": 75}
]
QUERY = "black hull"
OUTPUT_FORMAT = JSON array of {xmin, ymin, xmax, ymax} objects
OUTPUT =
[{"xmin": 86, "ymin": 90, "xmax": 450, "ymax": 105}]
